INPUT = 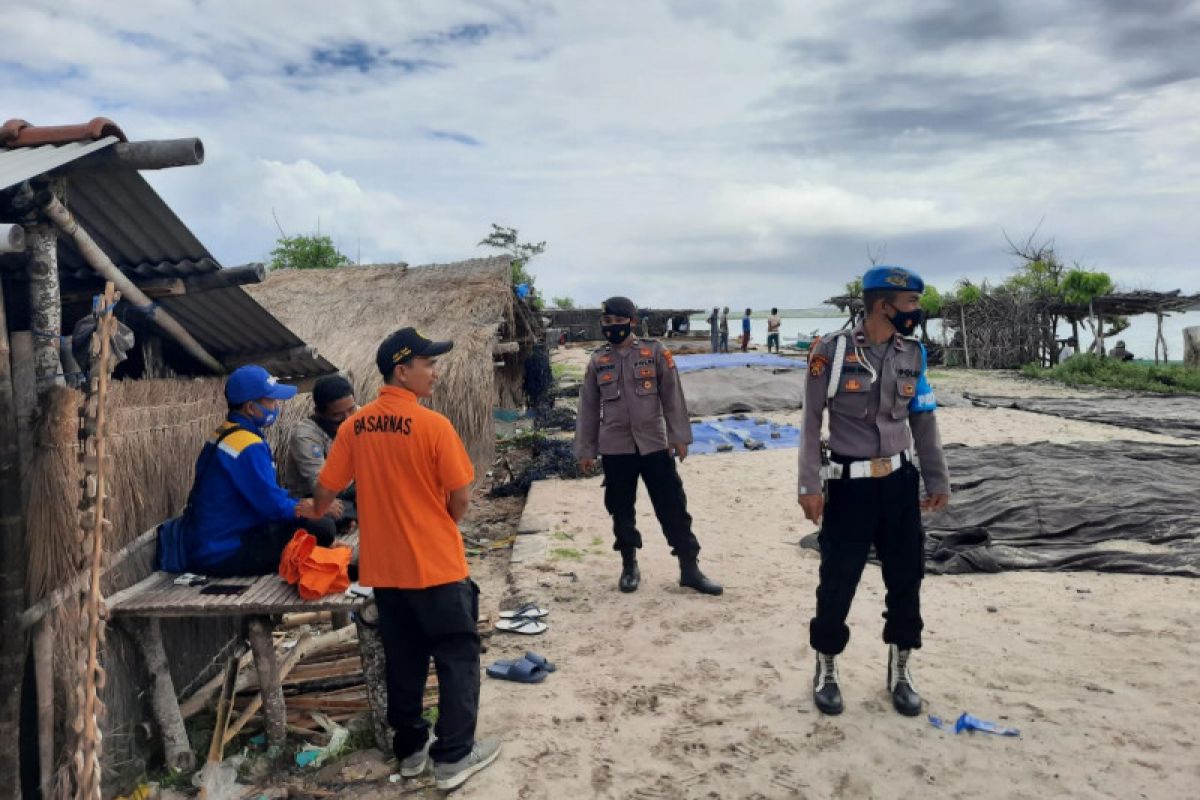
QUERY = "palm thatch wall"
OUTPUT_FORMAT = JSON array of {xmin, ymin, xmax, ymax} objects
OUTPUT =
[
  {"xmin": 25, "ymin": 378, "xmax": 239, "ymax": 794},
  {"xmin": 244, "ymin": 256, "xmax": 521, "ymax": 477}
]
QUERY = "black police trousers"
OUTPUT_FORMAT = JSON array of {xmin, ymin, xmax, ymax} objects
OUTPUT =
[
  {"xmin": 602, "ymin": 449, "xmax": 701, "ymax": 557},
  {"xmin": 375, "ymin": 579, "xmax": 481, "ymax": 765},
  {"xmin": 809, "ymin": 461, "xmax": 925, "ymax": 655}
]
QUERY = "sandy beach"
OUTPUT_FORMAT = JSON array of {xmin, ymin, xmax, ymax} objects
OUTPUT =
[{"xmin": 456, "ymin": 356, "xmax": 1200, "ymax": 800}]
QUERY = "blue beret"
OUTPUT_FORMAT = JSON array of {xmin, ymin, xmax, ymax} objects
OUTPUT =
[{"xmin": 863, "ymin": 265, "xmax": 924, "ymax": 293}]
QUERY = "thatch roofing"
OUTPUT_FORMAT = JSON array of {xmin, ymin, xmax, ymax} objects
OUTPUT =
[{"xmin": 244, "ymin": 256, "xmax": 516, "ymax": 474}]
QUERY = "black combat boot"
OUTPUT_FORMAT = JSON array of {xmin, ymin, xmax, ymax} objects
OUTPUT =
[
  {"xmin": 618, "ymin": 549, "xmax": 640, "ymax": 593},
  {"xmin": 888, "ymin": 644, "xmax": 922, "ymax": 717},
  {"xmin": 678, "ymin": 554, "xmax": 723, "ymax": 596},
  {"xmin": 813, "ymin": 652, "xmax": 844, "ymax": 715}
]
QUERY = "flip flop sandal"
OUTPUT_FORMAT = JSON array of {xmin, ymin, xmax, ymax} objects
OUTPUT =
[
  {"xmin": 494, "ymin": 617, "xmax": 548, "ymax": 635},
  {"xmin": 499, "ymin": 603, "xmax": 549, "ymax": 619},
  {"xmin": 486, "ymin": 658, "xmax": 548, "ymax": 683}
]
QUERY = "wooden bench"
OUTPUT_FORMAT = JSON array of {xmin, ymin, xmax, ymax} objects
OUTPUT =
[{"xmin": 106, "ymin": 559, "xmax": 380, "ymax": 769}]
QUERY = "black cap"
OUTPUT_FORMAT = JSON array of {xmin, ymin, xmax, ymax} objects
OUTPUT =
[
  {"xmin": 601, "ymin": 296, "xmax": 637, "ymax": 319},
  {"xmin": 312, "ymin": 374, "xmax": 354, "ymax": 410},
  {"xmin": 376, "ymin": 327, "xmax": 454, "ymax": 376}
]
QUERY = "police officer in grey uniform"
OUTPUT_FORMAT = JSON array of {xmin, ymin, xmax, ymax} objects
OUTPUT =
[
  {"xmin": 798, "ymin": 266, "xmax": 950, "ymax": 717},
  {"xmin": 574, "ymin": 296, "xmax": 722, "ymax": 596},
  {"xmin": 282, "ymin": 374, "xmax": 359, "ymax": 526}
]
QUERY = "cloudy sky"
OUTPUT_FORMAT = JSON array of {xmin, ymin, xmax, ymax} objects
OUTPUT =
[{"xmin": 6, "ymin": 0, "xmax": 1199, "ymax": 308}]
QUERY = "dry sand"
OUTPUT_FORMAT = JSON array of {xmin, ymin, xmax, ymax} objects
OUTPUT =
[{"xmin": 457, "ymin": 362, "xmax": 1200, "ymax": 800}]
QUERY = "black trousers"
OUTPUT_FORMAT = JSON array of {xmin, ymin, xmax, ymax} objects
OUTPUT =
[
  {"xmin": 809, "ymin": 462, "xmax": 925, "ymax": 655},
  {"xmin": 602, "ymin": 450, "xmax": 701, "ymax": 557},
  {"xmin": 375, "ymin": 579, "xmax": 481, "ymax": 764},
  {"xmin": 205, "ymin": 516, "xmax": 336, "ymax": 577}
]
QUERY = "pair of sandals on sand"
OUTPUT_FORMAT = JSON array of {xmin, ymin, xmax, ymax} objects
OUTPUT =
[
  {"xmin": 486, "ymin": 650, "xmax": 557, "ymax": 683},
  {"xmin": 494, "ymin": 602, "xmax": 549, "ymax": 635}
]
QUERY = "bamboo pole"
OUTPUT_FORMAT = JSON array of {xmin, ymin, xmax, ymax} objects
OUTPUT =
[
  {"xmin": 223, "ymin": 632, "xmax": 311, "ymax": 746},
  {"xmin": 247, "ymin": 617, "xmax": 287, "ymax": 750},
  {"xmin": 33, "ymin": 619, "xmax": 54, "ymax": 799},
  {"xmin": 1155, "ymin": 310, "xmax": 1167, "ymax": 364},
  {"xmin": 42, "ymin": 195, "xmax": 224, "ymax": 374},
  {"xmin": 0, "ymin": 273, "xmax": 29, "ymax": 800}
]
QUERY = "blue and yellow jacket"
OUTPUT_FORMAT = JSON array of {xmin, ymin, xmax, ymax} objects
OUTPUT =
[{"xmin": 160, "ymin": 412, "xmax": 299, "ymax": 573}]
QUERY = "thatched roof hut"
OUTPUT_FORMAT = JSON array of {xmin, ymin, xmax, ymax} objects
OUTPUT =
[{"xmin": 244, "ymin": 256, "xmax": 537, "ymax": 475}]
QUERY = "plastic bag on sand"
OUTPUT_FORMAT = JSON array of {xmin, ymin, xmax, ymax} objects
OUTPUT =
[
  {"xmin": 295, "ymin": 713, "xmax": 349, "ymax": 768},
  {"xmin": 193, "ymin": 754, "xmax": 246, "ymax": 800}
]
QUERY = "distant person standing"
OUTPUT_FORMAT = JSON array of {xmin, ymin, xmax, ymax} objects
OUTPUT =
[
  {"xmin": 719, "ymin": 307, "xmax": 730, "ymax": 353},
  {"xmin": 1058, "ymin": 337, "xmax": 1077, "ymax": 362},
  {"xmin": 574, "ymin": 296, "xmax": 723, "ymax": 596},
  {"xmin": 740, "ymin": 308, "xmax": 752, "ymax": 352},
  {"xmin": 708, "ymin": 307, "xmax": 720, "ymax": 353},
  {"xmin": 767, "ymin": 308, "xmax": 782, "ymax": 354}
]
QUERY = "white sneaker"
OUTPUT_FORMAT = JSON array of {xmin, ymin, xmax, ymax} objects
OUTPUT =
[
  {"xmin": 399, "ymin": 733, "xmax": 434, "ymax": 777},
  {"xmin": 432, "ymin": 737, "xmax": 502, "ymax": 791}
]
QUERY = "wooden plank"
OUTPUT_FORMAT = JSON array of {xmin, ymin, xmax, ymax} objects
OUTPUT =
[{"xmin": 247, "ymin": 617, "xmax": 286, "ymax": 749}]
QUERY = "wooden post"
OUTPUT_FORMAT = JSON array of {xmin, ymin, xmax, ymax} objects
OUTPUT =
[
  {"xmin": 1185, "ymin": 326, "xmax": 1200, "ymax": 369},
  {"xmin": 1155, "ymin": 310, "xmax": 1167, "ymax": 364},
  {"xmin": 124, "ymin": 619, "xmax": 195, "ymax": 771},
  {"xmin": 25, "ymin": 219, "xmax": 62, "ymax": 393},
  {"xmin": 0, "ymin": 276, "xmax": 29, "ymax": 800},
  {"xmin": 33, "ymin": 619, "xmax": 54, "ymax": 799},
  {"xmin": 959, "ymin": 306, "xmax": 971, "ymax": 369},
  {"xmin": 246, "ymin": 616, "xmax": 287, "ymax": 749},
  {"xmin": 8, "ymin": 332, "xmax": 36, "ymax": 473},
  {"xmin": 355, "ymin": 612, "xmax": 393, "ymax": 752}
]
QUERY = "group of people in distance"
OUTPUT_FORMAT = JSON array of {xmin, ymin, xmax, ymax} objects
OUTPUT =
[{"xmin": 159, "ymin": 264, "xmax": 951, "ymax": 792}]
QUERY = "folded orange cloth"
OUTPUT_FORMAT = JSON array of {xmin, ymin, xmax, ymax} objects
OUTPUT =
[
  {"xmin": 278, "ymin": 530, "xmax": 316, "ymax": 583},
  {"xmin": 298, "ymin": 545, "xmax": 352, "ymax": 600}
]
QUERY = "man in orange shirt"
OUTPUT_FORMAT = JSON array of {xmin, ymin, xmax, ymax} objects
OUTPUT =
[{"xmin": 313, "ymin": 328, "xmax": 500, "ymax": 792}]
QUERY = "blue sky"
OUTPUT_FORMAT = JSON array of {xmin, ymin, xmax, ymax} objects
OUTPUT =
[{"xmin": 5, "ymin": 0, "xmax": 1199, "ymax": 308}]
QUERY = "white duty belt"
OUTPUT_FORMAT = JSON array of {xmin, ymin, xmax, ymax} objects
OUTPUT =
[{"xmin": 821, "ymin": 449, "xmax": 916, "ymax": 480}]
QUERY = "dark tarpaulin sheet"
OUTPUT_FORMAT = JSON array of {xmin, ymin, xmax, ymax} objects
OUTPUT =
[
  {"xmin": 965, "ymin": 393, "xmax": 1200, "ymax": 441},
  {"xmin": 802, "ymin": 441, "xmax": 1200, "ymax": 576}
]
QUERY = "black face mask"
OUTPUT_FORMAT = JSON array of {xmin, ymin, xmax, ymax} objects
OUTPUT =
[
  {"xmin": 312, "ymin": 414, "xmax": 342, "ymax": 439},
  {"xmin": 601, "ymin": 323, "xmax": 632, "ymax": 345},
  {"xmin": 887, "ymin": 307, "xmax": 924, "ymax": 335}
]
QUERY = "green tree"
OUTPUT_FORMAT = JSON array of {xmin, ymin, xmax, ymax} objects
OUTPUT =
[
  {"xmin": 844, "ymin": 276, "xmax": 863, "ymax": 298},
  {"xmin": 954, "ymin": 279, "xmax": 982, "ymax": 306},
  {"xmin": 551, "ymin": 296, "xmax": 576, "ymax": 310},
  {"xmin": 478, "ymin": 224, "xmax": 546, "ymax": 287},
  {"xmin": 1060, "ymin": 269, "xmax": 1114, "ymax": 306},
  {"xmin": 269, "ymin": 234, "xmax": 350, "ymax": 270},
  {"xmin": 919, "ymin": 285, "xmax": 944, "ymax": 316}
]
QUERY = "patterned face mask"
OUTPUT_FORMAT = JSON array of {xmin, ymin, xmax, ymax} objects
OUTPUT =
[{"xmin": 602, "ymin": 323, "xmax": 632, "ymax": 345}]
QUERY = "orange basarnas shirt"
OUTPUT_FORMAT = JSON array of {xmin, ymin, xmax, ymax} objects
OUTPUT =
[{"xmin": 318, "ymin": 385, "xmax": 474, "ymax": 589}]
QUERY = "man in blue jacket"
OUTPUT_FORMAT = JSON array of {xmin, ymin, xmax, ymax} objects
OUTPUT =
[{"xmin": 159, "ymin": 365, "xmax": 340, "ymax": 576}]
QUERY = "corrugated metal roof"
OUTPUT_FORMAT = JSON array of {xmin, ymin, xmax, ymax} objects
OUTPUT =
[
  {"xmin": 0, "ymin": 137, "xmax": 118, "ymax": 191},
  {"xmin": 0, "ymin": 134, "xmax": 335, "ymax": 381},
  {"xmin": 158, "ymin": 287, "xmax": 336, "ymax": 382}
]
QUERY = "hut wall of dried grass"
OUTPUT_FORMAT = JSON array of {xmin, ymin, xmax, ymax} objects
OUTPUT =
[
  {"xmin": 26, "ymin": 378, "xmax": 239, "ymax": 793},
  {"xmin": 243, "ymin": 257, "xmax": 520, "ymax": 477}
]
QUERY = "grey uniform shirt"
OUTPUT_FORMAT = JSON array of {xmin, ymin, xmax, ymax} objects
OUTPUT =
[
  {"xmin": 798, "ymin": 324, "xmax": 950, "ymax": 497},
  {"xmin": 281, "ymin": 417, "xmax": 332, "ymax": 497},
  {"xmin": 574, "ymin": 338, "xmax": 692, "ymax": 458}
]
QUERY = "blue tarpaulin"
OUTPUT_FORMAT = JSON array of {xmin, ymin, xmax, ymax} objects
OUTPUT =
[
  {"xmin": 673, "ymin": 353, "xmax": 806, "ymax": 373},
  {"xmin": 690, "ymin": 416, "xmax": 801, "ymax": 455}
]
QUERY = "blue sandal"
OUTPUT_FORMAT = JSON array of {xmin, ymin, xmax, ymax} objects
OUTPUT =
[{"xmin": 486, "ymin": 658, "xmax": 549, "ymax": 683}]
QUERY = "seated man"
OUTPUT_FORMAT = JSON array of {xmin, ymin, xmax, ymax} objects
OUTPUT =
[
  {"xmin": 1109, "ymin": 340, "xmax": 1135, "ymax": 361},
  {"xmin": 157, "ymin": 365, "xmax": 340, "ymax": 577},
  {"xmin": 282, "ymin": 374, "xmax": 358, "ymax": 529}
]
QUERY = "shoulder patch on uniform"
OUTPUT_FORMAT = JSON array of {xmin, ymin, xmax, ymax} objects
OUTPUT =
[
  {"xmin": 809, "ymin": 354, "xmax": 829, "ymax": 377},
  {"xmin": 662, "ymin": 349, "xmax": 676, "ymax": 369},
  {"xmin": 310, "ymin": 444, "xmax": 324, "ymax": 457},
  {"xmin": 217, "ymin": 430, "xmax": 263, "ymax": 458}
]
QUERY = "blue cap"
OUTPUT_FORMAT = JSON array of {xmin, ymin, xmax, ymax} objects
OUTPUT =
[
  {"xmin": 863, "ymin": 265, "xmax": 924, "ymax": 293},
  {"xmin": 225, "ymin": 365, "xmax": 298, "ymax": 405}
]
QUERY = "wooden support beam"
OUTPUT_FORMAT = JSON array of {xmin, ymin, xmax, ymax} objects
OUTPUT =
[
  {"xmin": 223, "ymin": 632, "xmax": 310, "ymax": 746},
  {"xmin": 246, "ymin": 616, "xmax": 288, "ymax": 749},
  {"xmin": 222, "ymin": 345, "xmax": 317, "ymax": 370},
  {"xmin": 355, "ymin": 613, "xmax": 393, "ymax": 752},
  {"xmin": 25, "ymin": 219, "xmax": 62, "ymax": 392},
  {"xmin": 33, "ymin": 619, "xmax": 53, "ymax": 799},
  {"xmin": 61, "ymin": 277, "xmax": 186, "ymax": 305},
  {"xmin": 124, "ymin": 618, "xmax": 195, "ymax": 771}
]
